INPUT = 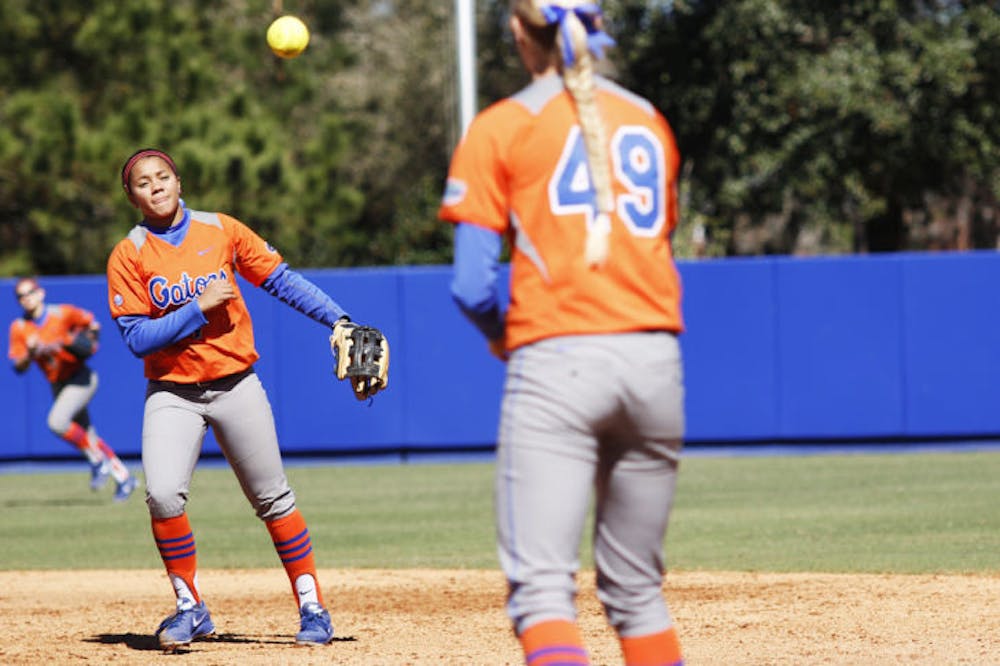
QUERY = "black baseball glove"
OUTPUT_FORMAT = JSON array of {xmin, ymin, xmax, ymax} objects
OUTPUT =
[
  {"xmin": 64, "ymin": 328, "xmax": 98, "ymax": 360},
  {"xmin": 330, "ymin": 320, "xmax": 389, "ymax": 400}
]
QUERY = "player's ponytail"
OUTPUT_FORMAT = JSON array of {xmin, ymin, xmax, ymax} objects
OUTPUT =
[{"xmin": 514, "ymin": 1, "xmax": 616, "ymax": 267}]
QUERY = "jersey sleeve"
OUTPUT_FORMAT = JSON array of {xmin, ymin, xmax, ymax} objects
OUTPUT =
[
  {"xmin": 438, "ymin": 104, "xmax": 516, "ymax": 233},
  {"xmin": 222, "ymin": 214, "xmax": 284, "ymax": 287},
  {"xmin": 107, "ymin": 240, "xmax": 152, "ymax": 319},
  {"xmin": 7, "ymin": 320, "xmax": 27, "ymax": 361}
]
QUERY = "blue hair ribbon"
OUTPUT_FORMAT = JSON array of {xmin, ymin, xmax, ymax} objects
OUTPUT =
[{"xmin": 539, "ymin": 3, "xmax": 616, "ymax": 67}]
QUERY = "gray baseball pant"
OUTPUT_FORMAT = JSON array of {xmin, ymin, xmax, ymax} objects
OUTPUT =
[
  {"xmin": 495, "ymin": 331, "xmax": 684, "ymax": 638},
  {"xmin": 48, "ymin": 365, "xmax": 97, "ymax": 436},
  {"xmin": 141, "ymin": 368, "xmax": 297, "ymax": 521}
]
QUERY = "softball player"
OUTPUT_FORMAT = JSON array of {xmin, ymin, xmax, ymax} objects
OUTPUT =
[
  {"xmin": 439, "ymin": 2, "xmax": 685, "ymax": 664},
  {"xmin": 7, "ymin": 277, "xmax": 137, "ymax": 501},
  {"xmin": 107, "ymin": 148, "xmax": 355, "ymax": 649}
]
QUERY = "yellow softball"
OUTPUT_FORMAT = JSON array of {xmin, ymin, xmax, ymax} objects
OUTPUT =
[{"xmin": 267, "ymin": 15, "xmax": 310, "ymax": 59}]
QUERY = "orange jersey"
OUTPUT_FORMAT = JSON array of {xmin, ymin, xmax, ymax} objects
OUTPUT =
[
  {"xmin": 8, "ymin": 304, "xmax": 95, "ymax": 383},
  {"xmin": 106, "ymin": 209, "xmax": 282, "ymax": 383},
  {"xmin": 439, "ymin": 74, "xmax": 684, "ymax": 350}
]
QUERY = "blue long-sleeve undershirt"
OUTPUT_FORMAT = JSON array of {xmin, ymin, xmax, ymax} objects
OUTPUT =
[
  {"xmin": 451, "ymin": 222, "xmax": 505, "ymax": 341},
  {"xmin": 115, "ymin": 301, "xmax": 208, "ymax": 358},
  {"xmin": 115, "ymin": 263, "xmax": 349, "ymax": 358},
  {"xmin": 260, "ymin": 263, "xmax": 349, "ymax": 327}
]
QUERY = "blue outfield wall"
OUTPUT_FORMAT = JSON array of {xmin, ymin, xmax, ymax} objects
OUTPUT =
[{"xmin": 2, "ymin": 251, "xmax": 999, "ymax": 461}]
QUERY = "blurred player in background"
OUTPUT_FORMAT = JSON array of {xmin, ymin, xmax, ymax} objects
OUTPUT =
[
  {"xmin": 7, "ymin": 277, "xmax": 137, "ymax": 502},
  {"xmin": 107, "ymin": 147, "xmax": 365, "ymax": 650},
  {"xmin": 439, "ymin": 1, "xmax": 685, "ymax": 664}
]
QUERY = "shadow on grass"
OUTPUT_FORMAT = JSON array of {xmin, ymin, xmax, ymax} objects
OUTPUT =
[{"xmin": 85, "ymin": 632, "xmax": 357, "ymax": 652}]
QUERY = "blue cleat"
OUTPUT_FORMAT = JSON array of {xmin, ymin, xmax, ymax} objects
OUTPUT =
[
  {"xmin": 113, "ymin": 476, "xmax": 138, "ymax": 502},
  {"xmin": 89, "ymin": 460, "xmax": 111, "ymax": 491},
  {"xmin": 295, "ymin": 601, "xmax": 334, "ymax": 645},
  {"xmin": 156, "ymin": 600, "xmax": 215, "ymax": 650}
]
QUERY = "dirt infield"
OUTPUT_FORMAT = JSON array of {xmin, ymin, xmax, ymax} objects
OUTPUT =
[{"xmin": 0, "ymin": 569, "xmax": 996, "ymax": 665}]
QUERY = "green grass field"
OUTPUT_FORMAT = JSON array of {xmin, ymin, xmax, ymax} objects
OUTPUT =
[{"xmin": 2, "ymin": 450, "xmax": 998, "ymax": 573}]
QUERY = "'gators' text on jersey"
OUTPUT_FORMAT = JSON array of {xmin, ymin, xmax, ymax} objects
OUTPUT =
[{"xmin": 106, "ymin": 209, "xmax": 282, "ymax": 383}]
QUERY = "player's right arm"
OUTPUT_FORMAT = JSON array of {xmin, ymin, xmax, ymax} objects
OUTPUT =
[
  {"xmin": 8, "ymin": 321, "xmax": 34, "ymax": 374},
  {"xmin": 113, "ymin": 281, "xmax": 236, "ymax": 358},
  {"xmin": 451, "ymin": 223, "xmax": 506, "ymax": 344},
  {"xmin": 107, "ymin": 238, "xmax": 234, "ymax": 358},
  {"xmin": 440, "ymin": 103, "xmax": 515, "ymax": 359},
  {"xmin": 114, "ymin": 306, "xmax": 206, "ymax": 358}
]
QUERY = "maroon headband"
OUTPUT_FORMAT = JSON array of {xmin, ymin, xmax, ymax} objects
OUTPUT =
[{"xmin": 121, "ymin": 149, "xmax": 178, "ymax": 192}]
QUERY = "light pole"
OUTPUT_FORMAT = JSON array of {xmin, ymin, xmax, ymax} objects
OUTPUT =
[{"xmin": 455, "ymin": 0, "xmax": 477, "ymax": 136}]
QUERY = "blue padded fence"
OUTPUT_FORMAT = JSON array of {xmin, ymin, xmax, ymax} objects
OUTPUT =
[{"xmin": 3, "ymin": 251, "xmax": 999, "ymax": 460}]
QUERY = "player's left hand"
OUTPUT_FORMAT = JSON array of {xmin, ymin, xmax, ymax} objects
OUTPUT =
[{"xmin": 330, "ymin": 319, "xmax": 389, "ymax": 400}]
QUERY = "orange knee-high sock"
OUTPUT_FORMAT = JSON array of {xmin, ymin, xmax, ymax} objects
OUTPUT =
[
  {"xmin": 62, "ymin": 423, "xmax": 102, "ymax": 464},
  {"xmin": 63, "ymin": 422, "xmax": 93, "ymax": 451},
  {"xmin": 620, "ymin": 627, "xmax": 683, "ymax": 666},
  {"xmin": 519, "ymin": 619, "xmax": 590, "ymax": 666},
  {"xmin": 152, "ymin": 514, "xmax": 200, "ymax": 604},
  {"xmin": 266, "ymin": 509, "xmax": 324, "ymax": 607}
]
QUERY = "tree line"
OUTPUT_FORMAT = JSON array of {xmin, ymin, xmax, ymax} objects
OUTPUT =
[{"xmin": 0, "ymin": 0, "xmax": 997, "ymax": 276}]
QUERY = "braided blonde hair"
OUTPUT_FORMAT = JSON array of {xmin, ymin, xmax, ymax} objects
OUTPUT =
[{"xmin": 512, "ymin": 0, "xmax": 614, "ymax": 267}]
